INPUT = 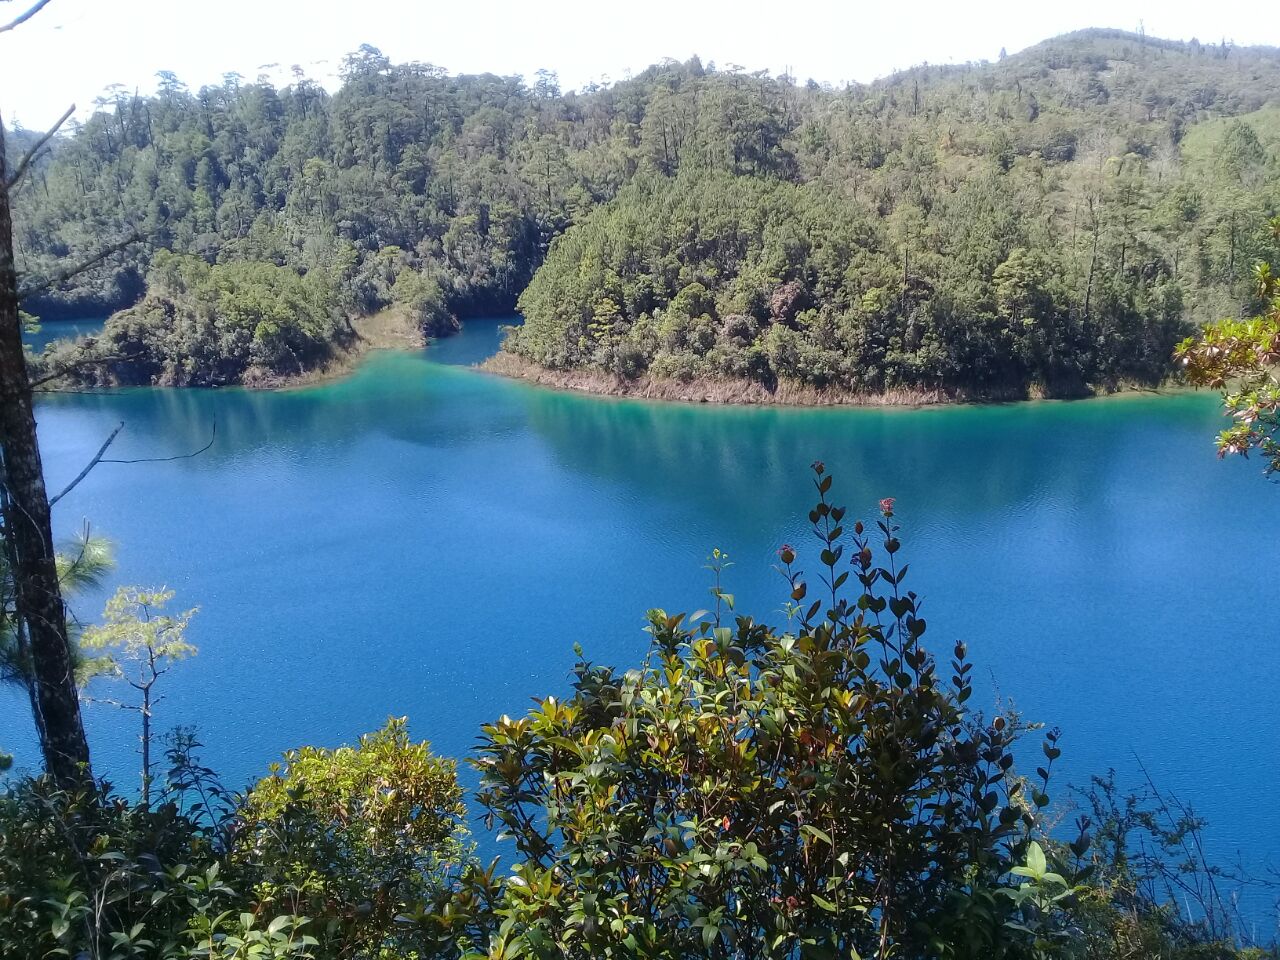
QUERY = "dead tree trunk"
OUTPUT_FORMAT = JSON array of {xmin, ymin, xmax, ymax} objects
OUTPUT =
[{"xmin": 0, "ymin": 110, "xmax": 93, "ymax": 786}]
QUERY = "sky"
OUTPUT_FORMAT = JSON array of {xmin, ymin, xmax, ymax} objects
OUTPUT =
[{"xmin": 0, "ymin": 0, "xmax": 1277, "ymax": 129}]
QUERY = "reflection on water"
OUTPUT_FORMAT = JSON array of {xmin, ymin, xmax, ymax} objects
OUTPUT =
[{"xmin": 6, "ymin": 317, "xmax": 1280, "ymax": 913}]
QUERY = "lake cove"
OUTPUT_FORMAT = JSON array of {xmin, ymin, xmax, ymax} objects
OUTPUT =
[{"xmin": 22, "ymin": 316, "xmax": 107, "ymax": 354}]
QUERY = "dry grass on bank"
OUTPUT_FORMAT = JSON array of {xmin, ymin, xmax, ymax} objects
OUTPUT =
[
  {"xmin": 258, "ymin": 308, "xmax": 425, "ymax": 390},
  {"xmin": 479, "ymin": 352, "xmax": 1034, "ymax": 407}
]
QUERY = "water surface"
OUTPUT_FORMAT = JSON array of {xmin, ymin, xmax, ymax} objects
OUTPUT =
[
  {"xmin": 23, "ymin": 315, "xmax": 107, "ymax": 353},
  {"xmin": 4, "ymin": 316, "xmax": 1277, "ymax": 912}
]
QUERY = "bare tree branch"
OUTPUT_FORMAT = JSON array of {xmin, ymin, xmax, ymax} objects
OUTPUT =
[
  {"xmin": 46, "ymin": 419, "xmax": 217, "ymax": 509},
  {"xmin": 17, "ymin": 229, "xmax": 142, "ymax": 301},
  {"xmin": 4, "ymin": 104, "xmax": 73, "ymax": 191},
  {"xmin": 32, "ymin": 387, "xmax": 125, "ymax": 396},
  {"xmin": 29, "ymin": 351, "xmax": 145, "ymax": 388},
  {"xmin": 0, "ymin": 0, "xmax": 54, "ymax": 34},
  {"xmin": 48, "ymin": 421, "xmax": 122, "ymax": 507},
  {"xmin": 101, "ymin": 420, "xmax": 216, "ymax": 465}
]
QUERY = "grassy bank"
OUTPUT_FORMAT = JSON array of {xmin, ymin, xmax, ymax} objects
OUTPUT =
[{"xmin": 266, "ymin": 308, "xmax": 425, "ymax": 390}]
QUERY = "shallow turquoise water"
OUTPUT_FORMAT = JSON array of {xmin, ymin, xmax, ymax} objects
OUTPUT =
[{"xmin": 4, "ymin": 316, "xmax": 1279, "ymax": 914}]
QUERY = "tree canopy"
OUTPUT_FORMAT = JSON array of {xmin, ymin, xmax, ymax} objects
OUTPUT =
[{"xmin": 12, "ymin": 29, "xmax": 1280, "ymax": 391}]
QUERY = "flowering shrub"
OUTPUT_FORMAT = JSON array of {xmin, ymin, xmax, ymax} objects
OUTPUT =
[{"xmin": 462, "ymin": 464, "xmax": 1079, "ymax": 959}]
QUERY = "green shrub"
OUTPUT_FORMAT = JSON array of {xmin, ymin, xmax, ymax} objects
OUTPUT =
[
  {"xmin": 0, "ymin": 772, "xmax": 311, "ymax": 959},
  {"xmin": 463, "ymin": 465, "xmax": 1079, "ymax": 959},
  {"xmin": 0, "ymin": 721, "xmax": 469, "ymax": 959},
  {"xmin": 234, "ymin": 718, "xmax": 470, "ymax": 958}
]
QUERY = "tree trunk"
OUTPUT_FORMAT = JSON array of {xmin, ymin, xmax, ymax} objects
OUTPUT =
[
  {"xmin": 0, "ymin": 471, "xmax": 47, "ymax": 747},
  {"xmin": 0, "ymin": 112, "xmax": 93, "ymax": 786},
  {"xmin": 140, "ymin": 690, "xmax": 151, "ymax": 805},
  {"xmin": 1084, "ymin": 212, "xmax": 1100, "ymax": 321}
]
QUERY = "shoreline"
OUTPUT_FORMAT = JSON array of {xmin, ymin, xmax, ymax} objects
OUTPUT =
[
  {"xmin": 251, "ymin": 308, "xmax": 426, "ymax": 390},
  {"xmin": 478, "ymin": 352, "xmax": 1173, "ymax": 408},
  {"xmin": 38, "ymin": 318, "xmax": 1183, "ymax": 408},
  {"xmin": 34, "ymin": 307, "xmax": 427, "ymax": 393}
]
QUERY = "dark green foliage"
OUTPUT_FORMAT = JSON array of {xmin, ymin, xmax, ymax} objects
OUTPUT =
[
  {"xmin": 40, "ymin": 252, "xmax": 347, "ymax": 386},
  {"xmin": 509, "ymin": 171, "xmax": 1191, "ymax": 395},
  {"xmin": 14, "ymin": 59, "xmax": 550, "ymax": 328},
  {"xmin": 0, "ymin": 766, "xmax": 314, "ymax": 958},
  {"xmin": 0, "ymin": 724, "xmax": 469, "ymax": 959},
  {"xmin": 11, "ymin": 29, "xmax": 1280, "ymax": 391},
  {"xmin": 505, "ymin": 31, "xmax": 1280, "ymax": 396}
]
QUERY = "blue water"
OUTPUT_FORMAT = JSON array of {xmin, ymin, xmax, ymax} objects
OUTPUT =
[
  {"xmin": 4, "ymin": 316, "xmax": 1278, "ymax": 920},
  {"xmin": 22, "ymin": 316, "xmax": 107, "ymax": 353}
]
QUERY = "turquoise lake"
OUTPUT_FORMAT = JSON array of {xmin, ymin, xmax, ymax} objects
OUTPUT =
[{"xmin": 5, "ymin": 316, "xmax": 1279, "ymax": 910}]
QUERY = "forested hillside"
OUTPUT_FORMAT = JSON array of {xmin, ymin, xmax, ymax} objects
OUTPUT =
[{"xmin": 12, "ymin": 29, "xmax": 1280, "ymax": 392}]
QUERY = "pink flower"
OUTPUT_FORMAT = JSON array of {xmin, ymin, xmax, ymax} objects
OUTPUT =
[{"xmin": 879, "ymin": 497, "xmax": 895, "ymax": 517}]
